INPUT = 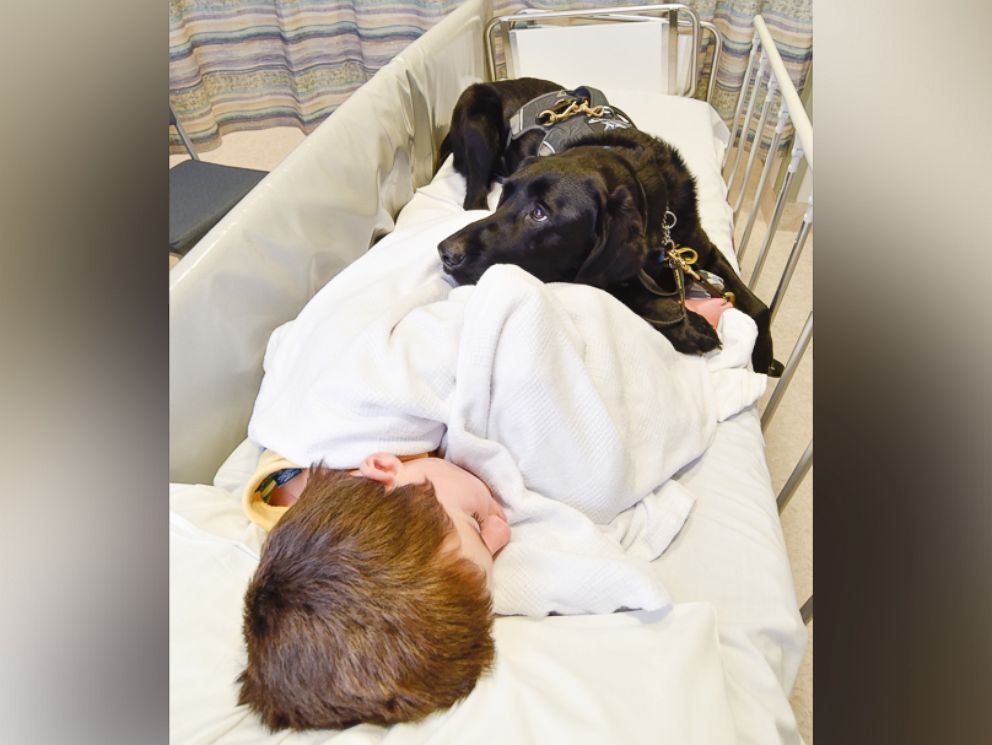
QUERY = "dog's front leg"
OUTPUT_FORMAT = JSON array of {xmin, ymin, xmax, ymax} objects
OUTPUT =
[
  {"xmin": 698, "ymin": 244, "xmax": 781, "ymax": 376},
  {"xmin": 459, "ymin": 119, "xmax": 503, "ymax": 210}
]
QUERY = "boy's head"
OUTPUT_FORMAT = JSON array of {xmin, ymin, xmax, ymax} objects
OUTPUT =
[{"xmin": 238, "ymin": 456, "xmax": 510, "ymax": 731}]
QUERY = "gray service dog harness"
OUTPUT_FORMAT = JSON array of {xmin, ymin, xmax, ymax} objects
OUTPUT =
[{"xmin": 507, "ymin": 86, "xmax": 636, "ymax": 156}]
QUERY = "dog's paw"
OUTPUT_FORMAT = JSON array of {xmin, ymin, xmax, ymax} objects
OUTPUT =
[
  {"xmin": 749, "ymin": 337, "xmax": 781, "ymax": 376},
  {"xmin": 659, "ymin": 311, "xmax": 722, "ymax": 356},
  {"xmin": 462, "ymin": 192, "xmax": 490, "ymax": 211}
]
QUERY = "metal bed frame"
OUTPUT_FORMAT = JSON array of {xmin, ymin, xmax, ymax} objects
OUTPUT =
[
  {"xmin": 484, "ymin": 6, "xmax": 813, "ymax": 625},
  {"xmin": 486, "ymin": 4, "xmax": 722, "ymax": 102}
]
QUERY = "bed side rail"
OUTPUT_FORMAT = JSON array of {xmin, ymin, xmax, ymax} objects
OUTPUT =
[
  {"xmin": 729, "ymin": 16, "xmax": 813, "ymax": 624},
  {"xmin": 485, "ymin": 4, "xmax": 721, "ymax": 102}
]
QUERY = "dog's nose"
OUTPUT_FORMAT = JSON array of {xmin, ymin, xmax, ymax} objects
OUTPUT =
[{"xmin": 438, "ymin": 240, "xmax": 466, "ymax": 269}]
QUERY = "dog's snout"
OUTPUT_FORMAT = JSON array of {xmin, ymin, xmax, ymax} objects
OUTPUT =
[{"xmin": 438, "ymin": 239, "xmax": 466, "ymax": 269}]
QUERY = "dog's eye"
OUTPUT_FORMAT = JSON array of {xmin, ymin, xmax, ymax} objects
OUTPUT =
[{"xmin": 528, "ymin": 204, "xmax": 549, "ymax": 222}]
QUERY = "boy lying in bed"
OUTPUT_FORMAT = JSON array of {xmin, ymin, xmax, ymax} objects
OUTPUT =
[
  {"xmin": 237, "ymin": 295, "xmax": 732, "ymax": 732},
  {"xmin": 238, "ymin": 451, "xmax": 508, "ymax": 731}
]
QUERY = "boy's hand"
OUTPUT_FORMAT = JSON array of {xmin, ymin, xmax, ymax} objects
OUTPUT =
[
  {"xmin": 684, "ymin": 297, "xmax": 732, "ymax": 330},
  {"xmin": 480, "ymin": 501, "xmax": 510, "ymax": 556}
]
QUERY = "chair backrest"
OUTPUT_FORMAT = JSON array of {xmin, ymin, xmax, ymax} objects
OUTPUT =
[{"xmin": 169, "ymin": 105, "xmax": 200, "ymax": 160}]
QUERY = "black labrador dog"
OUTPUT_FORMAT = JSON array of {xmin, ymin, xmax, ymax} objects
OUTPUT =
[{"xmin": 437, "ymin": 79, "xmax": 780, "ymax": 375}]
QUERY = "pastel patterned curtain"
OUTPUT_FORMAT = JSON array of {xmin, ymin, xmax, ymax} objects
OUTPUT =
[
  {"xmin": 169, "ymin": 0, "xmax": 811, "ymax": 152},
  {"xmin": 169, "ymin": 0, "xmax": 463, "ymax": 151}
]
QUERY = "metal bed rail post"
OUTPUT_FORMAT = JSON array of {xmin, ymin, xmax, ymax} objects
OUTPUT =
[
  {"xmin": 780, "ymin": 440, "xmax": 813, "ymax": 626},
  {"xmin": 724, "ymin": 28, "xmax": 760, "ymax": 170},
  {"xmin": 762, "ymin": 309, "xmax": 813, "ymax": 629},
  {"xmin": 725, "ymin": 51, "xmax": 766, "ymax": 195},
  {"xmin": 781, "ymin": 443, "xmax": 813, "ymax": 626},
  {"xmin": 746, "ymin": 138, "xmax": 803, "ymax": 288},
  {"xmin": 754, "ymin": 16, "xmax": 813, "ymax": 165},
  {"xmin": 761, "ymin": 310, "xmax": 812, "ymax": 431},
  {"xmin": 769, "ymin": 197, "xmax": 813, "ymax": 322},
  {"xmin": 736, "ymin": 98, "xmax": 789, "ymax": 260},
  {"xmin": 732, "ymin": 68, "xmax": 776, "ymax": 217},
  {"xmin": 699, "ymin": 22, "xmax": 722, "ymax": 104},
  {"xmin": 731, "ymin": 16, "xmax": 812, "ymax": 169},
  {"xmin": 732, "ymin": 17, "xmax": 813, "ymax": 302},
  {"xmin": 728, "ymin": 16, "xmax": 813, "ymax": 288},
  {"xmin": 667, "ymin": 8, "xmax": 679, "ymax": 94},
  {"xmin": 777, "ymin": 440, "xmax": 812, "ymax": 513}
]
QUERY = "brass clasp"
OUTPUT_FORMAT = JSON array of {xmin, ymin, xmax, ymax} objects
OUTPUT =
[
  {"xmin": 666, "ymin": 245, "xmax": 736, "ymax": 306},
  {"xmin": 537, "ymin": 99, "xmax": 606, "ymax": 126},
  {"xmin": 666, "ymin": 246, "xmax": 699, "ymax": 271}
]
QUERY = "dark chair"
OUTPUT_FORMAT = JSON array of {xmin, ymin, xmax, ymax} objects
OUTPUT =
[{"xmin": 169, "ymin": 107, "xmax": 267, "ymax": 257}]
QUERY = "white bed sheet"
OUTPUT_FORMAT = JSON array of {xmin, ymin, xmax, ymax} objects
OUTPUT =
[{"xmin": 170, "ymin": 93, "xmax": 805, "ymax": 744}]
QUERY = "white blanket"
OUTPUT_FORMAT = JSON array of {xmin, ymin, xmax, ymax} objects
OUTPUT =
[{"xmin": 249, "ymin": 210, "xmax": 766, "ymax": 616}]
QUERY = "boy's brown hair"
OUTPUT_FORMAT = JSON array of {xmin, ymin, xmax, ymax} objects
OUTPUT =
[{"xmin": 237, "ymin": 467, "xmax": 495, "ymax": 731}]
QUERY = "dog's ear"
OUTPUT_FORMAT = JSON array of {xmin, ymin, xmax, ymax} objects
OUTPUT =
[{"xmin": 575, "ymin": 183, "xmax": 649, "ymax": 286}]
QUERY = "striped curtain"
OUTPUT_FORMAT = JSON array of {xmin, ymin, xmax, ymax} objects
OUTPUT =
[
  {"xmin": 697, "ymin": 0, "xmax": 812, "ymax": 152},
  {"xmin": 169, "ymin": 0, "xmax": 810, "ymax": 152},
  {"xmin": 169, "ymin": 0, "xmax": 463, "ymax": 151}
]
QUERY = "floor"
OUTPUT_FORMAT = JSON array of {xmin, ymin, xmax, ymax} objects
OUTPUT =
[{"xmin": 170, "ymin": 126, "xmax": 813, "ymax": 743}]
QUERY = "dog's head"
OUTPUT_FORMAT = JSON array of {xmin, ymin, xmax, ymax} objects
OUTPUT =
[{"xmin": 438, "ymin": 147, "xmax": 654, "ymax": 288}]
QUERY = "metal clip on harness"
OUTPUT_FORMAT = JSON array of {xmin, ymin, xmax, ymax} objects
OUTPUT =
[{"xmin": 638, "ymin": 209, "xmax": 737, "ymax": 329}]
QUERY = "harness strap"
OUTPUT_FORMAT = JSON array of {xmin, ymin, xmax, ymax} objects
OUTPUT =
[
  {"xmin": 637, "ymin": 206, "xmax": 737, "ymax": 329},
  {"xmin": 637, "ymin": 268, "xmax": 678, "ymax": 297},
  {"xmin": 507, "ymin": 86, "xmax": 635, "ymax": 156},
  {"xmin": 637, "ymin": 265, "xmax": 690, "ymax": 327}
]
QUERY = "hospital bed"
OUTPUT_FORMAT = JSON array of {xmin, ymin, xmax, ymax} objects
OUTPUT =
[{"xmin": 169, "ymin": 2, "xmax": 813, "ymax": 743}]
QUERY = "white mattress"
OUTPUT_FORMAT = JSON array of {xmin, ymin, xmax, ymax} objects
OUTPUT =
[{"xmin": 170, "ymin": 93, "xmax": 806, "ymax": 744}]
